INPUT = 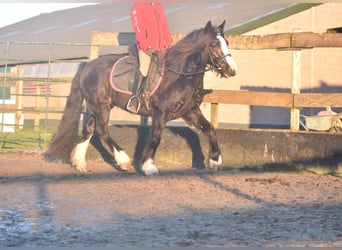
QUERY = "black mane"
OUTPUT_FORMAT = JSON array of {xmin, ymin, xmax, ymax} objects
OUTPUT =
[{"xmin": 165, "ymin": 22, "xmax": 218, "ymax": 81}]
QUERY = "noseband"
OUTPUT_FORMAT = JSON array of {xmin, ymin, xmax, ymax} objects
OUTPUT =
[{"xmin": 208, "ymin": 50, "xmax": 231, "ymax": 71}]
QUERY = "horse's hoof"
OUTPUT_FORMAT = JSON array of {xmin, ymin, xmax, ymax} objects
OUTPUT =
[
  {"xmin": 209, "ymin": 155, "xmax": 222, "ymax": 171},
  {"xmin": 73, "ymin": 163, "xmax": 88, "ymax": 173},
  {"xmin": 142, "ymin": 159, "xmax": 159, "ymax": 176},
  {"xmin": 114, "ymin": 149, "xmax": 131, "ymax": 171},
  {"xmin": 118, "ymin": 161, "xmax": 132, "ymax": 172}
]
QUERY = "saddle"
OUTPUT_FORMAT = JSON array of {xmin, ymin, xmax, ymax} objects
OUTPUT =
[{"xmin": 109, "ymin": 44, "xmax": 165, "ymax": 110}]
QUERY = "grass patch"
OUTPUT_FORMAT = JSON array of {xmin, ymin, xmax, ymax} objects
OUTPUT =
[
  {"xmin": 0, "ymin": 119, "xmax": 83, "ymax": 150},
  {"xmin": 0, "ymin": 127, "xmax": 56, "ymax": 150}
]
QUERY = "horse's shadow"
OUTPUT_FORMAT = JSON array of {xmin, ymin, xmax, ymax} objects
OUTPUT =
[
  {"xmin": 90, "ymin": 125, "xmax": 206, "ymax": 172},
  {"xmin": 133, "ymin": 126, "xmax": 206, "ymax": 171}
]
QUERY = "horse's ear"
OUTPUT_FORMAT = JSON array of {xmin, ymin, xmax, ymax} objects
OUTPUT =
[
  {"xmin": 217, "ymin": 20, "xmax": 226, "ymax": 34},
  {"xmin": 205, "ymin": 21, "xmax": 213, "ymax": 34}
]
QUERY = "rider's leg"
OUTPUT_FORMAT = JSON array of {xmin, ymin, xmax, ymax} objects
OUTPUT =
[
  {"xmin": 126, "ymin": 51, "xmax": 150, "ymax": 113},
  {"xmin": 139, "ymin": 50, "xmax": 150, "ymax": 77}
]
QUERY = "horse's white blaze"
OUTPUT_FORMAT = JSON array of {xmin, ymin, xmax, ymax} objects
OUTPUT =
[
  {"xmin": 70, "ymin": 134, "xmax": 93, "ymax": 172},
  {"xmin": 209, "ymin": 155, "xmax": 222, "ymax": 171},
  {"xmin": 113, "ymin": 147, "xmax": 131, "ymax": 165},
  {"xmin": 217, "ymin": 35, "xmax": 237, "ymax": 73},
  {"xmin": 142, "ymin": 158, "xmax": 159, "ymax": 176}
]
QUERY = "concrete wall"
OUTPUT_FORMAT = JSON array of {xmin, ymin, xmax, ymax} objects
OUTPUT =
[{"xmin": 86, "ymin": 125, "xmax": 342, "ymax": 176}]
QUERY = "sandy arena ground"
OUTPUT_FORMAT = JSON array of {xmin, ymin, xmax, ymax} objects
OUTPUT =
[{"xmin": 0, "ymin": 151, "xmax": 341, "ymax": 247}]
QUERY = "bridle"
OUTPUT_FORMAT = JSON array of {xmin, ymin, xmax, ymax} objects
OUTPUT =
[
  {"xmin": 165, "ymin": 51, "xmax": 230, "ymax": 77},
  {"xmin": 158, "ymin": 34, "xmax": 232, "ymax": 77},
  {"xmin": 208, "ymin": 49, "xmax": 231, "ymax": 72}
]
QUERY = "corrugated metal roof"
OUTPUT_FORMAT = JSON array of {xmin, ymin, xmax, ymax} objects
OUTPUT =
[{"xmin": 0, "ymin": 1, "xmax": 318, "ymax": 65}]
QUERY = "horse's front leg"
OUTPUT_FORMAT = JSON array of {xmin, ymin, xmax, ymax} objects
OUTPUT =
[
  {"xmin": 183, "ymin": 107, "xmax": 222, "ymax": 171},
  {"xmin": 140, "ymin": 112, "xmax": 166, "ymax": 175}
]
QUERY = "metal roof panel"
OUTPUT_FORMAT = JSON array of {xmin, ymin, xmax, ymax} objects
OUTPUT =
[{"xmin": 0, "ymin": 1, "xmax": 312, "ymax": 65}]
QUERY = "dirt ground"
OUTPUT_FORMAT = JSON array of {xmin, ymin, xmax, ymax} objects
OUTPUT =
[{"xmin": 0, "ymin": 151, "xmax": 341, "ymax": 247}]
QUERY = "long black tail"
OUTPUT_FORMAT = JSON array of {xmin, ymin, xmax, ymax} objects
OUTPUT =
[{"xmin": 44, "ymin": 62, "xmax": 87, "ymax": 162}]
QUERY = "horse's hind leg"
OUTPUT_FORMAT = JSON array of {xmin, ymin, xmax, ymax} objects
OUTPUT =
[
  {"xmin": 93, "ymin": 104, "xmax": 132, "ymax": 171},
  {"xmin": 70, "ymin": 115, "xmax": 95, "ymax": 172},
  {"xmin": 182, "ymin": 107, "xmax": 222, "ymax": 171}
]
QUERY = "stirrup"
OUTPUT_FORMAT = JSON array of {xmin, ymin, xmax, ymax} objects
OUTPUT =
[{"xmin": 126, "ymin": 95, "xmax": 141, "ymax": 113}]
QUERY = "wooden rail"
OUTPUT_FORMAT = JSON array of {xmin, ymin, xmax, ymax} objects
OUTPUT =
[
  {"xmin": 203, "ymin": 90, "xmax": 342, "ymax": 108},
  {"xmin": 226, "ymin": 32, "xmax": 342, "ymax": 50},
  {"xmin": 203, "ymin": 90, "xmax": 342, "ymax": 128},
  {"xmin": 90, "ymin": 31, "xmax": 342, "ymax": 49}
]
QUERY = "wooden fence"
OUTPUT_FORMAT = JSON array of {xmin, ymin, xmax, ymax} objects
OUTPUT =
[{"xmin": 90, "ymin": 31, "xmax": 342, "ymax": 130}]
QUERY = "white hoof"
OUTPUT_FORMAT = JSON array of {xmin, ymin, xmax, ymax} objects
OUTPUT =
[
  {"xmin": 70, "ymin": 152, "xmax": 88, "ymax": 172},
  {"xmin": 73, "ymin": 161, "xmax": 88, "ymax": 173},
  {"xmin": 113, "ymin": 148, "xmax": 131, "ymax": 171},
  {"xmin": 70, "ymin": 135, "xmax": 92, "ymax": 173},
  {"xmin": 70, "ymin": 149, "xmax": 88, "ymax": 172},
  {"xmin": 142, "ymin": 159, "xmax": 159, "ymax": 176},
  {"xmin": 209, "ymin": 155, "xmax": 222, "ymax": 171}
]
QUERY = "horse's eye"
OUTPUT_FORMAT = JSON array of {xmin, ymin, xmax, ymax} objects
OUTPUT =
[
  {"xmin": 210, "ymin": 41, "xmax": 218, "ymax": 47},
  {"xmin": 213, "ymin": 39, "xmax": 220, "ymax": 46}
]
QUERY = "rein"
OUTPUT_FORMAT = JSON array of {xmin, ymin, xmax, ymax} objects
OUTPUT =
[
  {"xmin": 165, "ymin": 65, "xmax": 212, "ymax": 77},
  {"xmin": 148, "ymin": 51, "xmax": 211, "ymax": 77},
  {"xmin": 153, "ymin": 50, "xmax": 229, "ymax": 77}
]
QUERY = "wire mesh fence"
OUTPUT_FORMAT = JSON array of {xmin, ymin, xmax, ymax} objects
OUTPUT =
[{"xmin": 0, "ymin": 41, "xmax": 90, "ymax": 150}]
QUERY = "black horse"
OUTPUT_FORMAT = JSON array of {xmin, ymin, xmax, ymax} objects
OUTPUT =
[{"xmin": 44, "ymin": 21, "xmax": 237, "ymax": 175}]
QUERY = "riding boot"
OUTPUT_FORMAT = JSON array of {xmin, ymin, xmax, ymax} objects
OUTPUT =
[{"xmin": 126, "ymin": 75, "xmax": 146, "ymax": 113}]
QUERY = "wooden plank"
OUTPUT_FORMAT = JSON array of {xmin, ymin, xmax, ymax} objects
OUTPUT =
[
  {"xmin": 89, "ymin": 31, "xmax": 342, "ymax": 50},
  {"xmin": 89, "ymin": 45, "xmax": 99, "ymax": 60},
  {"xmin": 172, "ymin": 33, "xmax": 186, "ymax": 43},
  {"xmin": 210, "ymin": 103, "xmax": 218, "ymax": 128},
  {"xmin": 203, "ymin": 91, "xmax": 342, "ymax": 109},
  {"xmin": 292, "ymin": 32, "xmax": 342, "ymax": 48},
  {"xmin": 294, "ymin": 93, "xmax": 342, "ymax": 108},
  {"xmin": 226, "ymin": 33, "xmax": 291, "ymax": 50},
  {"xmin": 227, "ymin": 32, "xmax": 342, "ymax": 50},
  {"xmin": 91, "ymin": 31, "xmax": 120, "ymax": 46},
  {"xmin": 91, "ymin": 31, "xmax": 185, "ymax": 46},
  {"xmin": 203, "ymin": 90, "xmax": 293, "ymax": 108}
]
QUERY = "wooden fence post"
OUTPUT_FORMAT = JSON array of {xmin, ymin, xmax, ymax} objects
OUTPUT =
[
  {"xmin": 89, "ymin": 32, "xmax": 101, "ymax": 60},
  {"xmin": 290, "ymin": 30, "xmax": 301, "ymax": 131},
  {"xmin": 211, "ymin": 103, "xmax": 218, "ymax": 128}
]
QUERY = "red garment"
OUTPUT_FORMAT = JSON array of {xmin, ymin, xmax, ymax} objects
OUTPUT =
[{"xmin": 130, "ymin": 2, "xmax": 173, "ymax": 53}]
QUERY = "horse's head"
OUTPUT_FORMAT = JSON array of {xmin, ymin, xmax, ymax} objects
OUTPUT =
[{"xmin": 205, "ymin": 20, "xmax": 237, "ymax": 78}]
